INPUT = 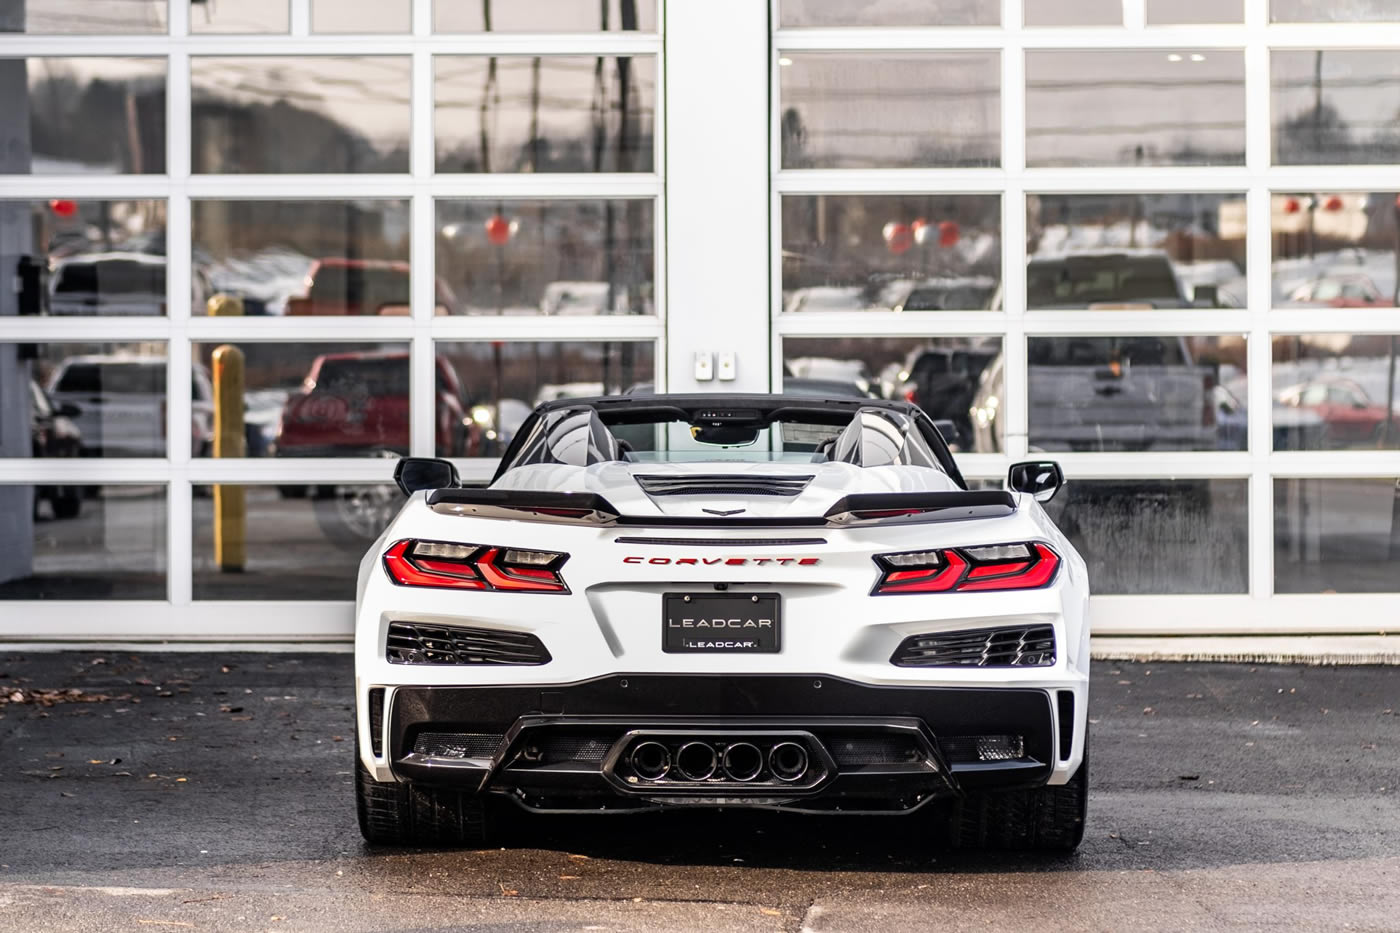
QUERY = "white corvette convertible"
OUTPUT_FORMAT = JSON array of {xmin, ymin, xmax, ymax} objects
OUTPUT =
[{"xmin": 354, "ymin": 394, "xmax": 1090, "ymax": 850}]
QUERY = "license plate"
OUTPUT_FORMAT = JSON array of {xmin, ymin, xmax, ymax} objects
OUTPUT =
[{"xmin": 663, "ymin": 593, "xmax": 781, "ymax": 653}]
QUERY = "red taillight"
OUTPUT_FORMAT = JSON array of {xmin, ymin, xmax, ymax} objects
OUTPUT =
[
  {"xmin": 383, "ymin": 539, "xmax": 568, "ymax": 593},
  {"xmin": 873, "ymin": 543, "xmax": 1059, "ymax": 594}
]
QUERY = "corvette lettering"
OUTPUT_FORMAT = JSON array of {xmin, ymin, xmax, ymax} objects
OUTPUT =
[{"xmin": 624, "ymin": 556, "xmax": 820, "ymax": 566}]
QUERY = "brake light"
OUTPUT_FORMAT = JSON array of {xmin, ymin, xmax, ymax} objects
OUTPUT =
[
  {"xmin": 873, "ymin": 543, "xmax": 1059, "ymax": 594},
  {"xmin": 383, "ymin": 539, "xmax": 569, "ymax": 592}
]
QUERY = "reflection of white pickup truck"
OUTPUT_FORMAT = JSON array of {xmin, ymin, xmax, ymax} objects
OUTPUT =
[
  {"xmin": 1027, "ymin": 336, "xmax": 1218, "ymax": 452},
  {"xmin": 47, "ymin": 355, "xmax": 213, "ymax": 458},
  {"xmin": 48, "ymin": 253, "xmax": 169, "ymax": 316}
]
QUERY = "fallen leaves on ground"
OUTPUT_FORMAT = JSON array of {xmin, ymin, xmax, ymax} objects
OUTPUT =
[{"xmin": 0, "ymin": 688, "xmax": 132, "ymax": 707}]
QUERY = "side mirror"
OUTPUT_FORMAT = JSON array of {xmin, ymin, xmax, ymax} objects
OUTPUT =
[
  {"xmin": 1192, "ymin": 284, "xmax": 1219, "ymax": 308},
  {"xmin": 931, "ymin": 419, "xmax": 962, "ymax": 447},
  {"xmin": 1008, "ymin": 460, "xmax": 1065, "ymax": 503},
  {"xmin": 393, "ymin": 457, "xmax": 460, "ymax": 496}
]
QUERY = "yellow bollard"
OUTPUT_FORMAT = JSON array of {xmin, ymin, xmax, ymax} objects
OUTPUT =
[
  {"xmin": 207, "ymin": 293, "xmax": 244, "ymax": 318},
  {"xmin": 212, "ymin": 343, "xmax": 247, "ymax": 572}
]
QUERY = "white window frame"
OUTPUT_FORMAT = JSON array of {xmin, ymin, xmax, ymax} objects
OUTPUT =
[
  {"xmin": 0, "ymin": 0, "xmax": 665, "ymax": 639},
  {"xmin": 771, "ymin": 0, "xmax": 1400, "ymax": 634}
]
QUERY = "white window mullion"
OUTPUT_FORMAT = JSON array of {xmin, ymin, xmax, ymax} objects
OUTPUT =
[
  {"xmin": 290, "ymin": 0, "xmax": 311, "ymax": 37},
  {"xmin": 1244, "ymin": 6, "xmax": 1273, "ymax": 601},
  {"xmin": 1000, "ymin": 6, "xmax": 1027, "ymax": 463}
]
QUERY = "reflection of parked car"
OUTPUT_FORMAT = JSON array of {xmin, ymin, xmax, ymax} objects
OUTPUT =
[
  {"xmin": 48, "ymin": 252, "xmax": 168, "ymax": 316},
  {"xmin": 890, "ymin": 276, "xmax": 997, "ymax": 312},
  {"xmin": 1276, "ymin": 378, "xmax": 1399, "ymax": 447},
  {"xmin": 540, "ymin": 281, "xmax": 615, "ymax": 315},
  {"xmin": 1286, "ymin": 274, "xmax": 1388, "ymax": 308},
  {"xmin": 285, "ymin": 259, "xmax": 457, "ymax": 316},
  {"xmin": 29, "ymin": 380, "xmax": 84, "ymax": 519},
  {"xmin": 48, "ymin": 355, "xmax": 214, "ymax": 457},
  {"xmin": 1027, "ymin": 337, "xmax": 1217, "ymax": 451},
  {"xmin": 783, "ymin": 285, "xmax": 867, "ymax": 313},
  {"xmin": 276, "ymin": 351, "xmax": 480, "ymax": 460},
  {"xmin": 1025, "ymin": 249, "xmax": 1215, "ymax": 310},
  {"xmin": 896, "ymin": 345, "xmax": 997, "ymax": 444}
]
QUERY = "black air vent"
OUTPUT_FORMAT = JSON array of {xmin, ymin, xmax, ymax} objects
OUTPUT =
[
  {"xmin": 387, "ymin": 621, "xmax": 551, "ymax": 665},
  {"xmin": 891, "ymin": 625, "xmax": 1055, "ymax": 668},
  {"xmin": 635, "ymin": 474, "xmax": 813, "ymax": 497},
  {"xmin": 413, "ymin": 732, "xmax": 505, "ymax": 759}
]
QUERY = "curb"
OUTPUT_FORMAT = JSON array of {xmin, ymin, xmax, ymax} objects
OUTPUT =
[{"xmin": 1091, "ymin": 635, "xmax": 1400, "ymax": 666}]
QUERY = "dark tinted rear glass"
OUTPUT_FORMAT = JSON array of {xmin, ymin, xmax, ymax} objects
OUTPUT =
[
  {"xmin": 314, "ymin": 357, "xmax": 410, "ymax": 396},
  {"xmin": 1027, "ymin": 255, "xmax": 1184, "ymax": 308},
  {"xmin": 1029, "ymin": 336, "xmax": 1191, "ymax": 367},
  {"xmin": 54, "ymin": 259, "xmax": 165, "ymax": 296},
  {"xmin": 307, "ymin": 265, "xmax": 410, "ymax": 309},
  {"xmin": 54, "ymin": 362, "xmax": 167, "ymax": 394}
]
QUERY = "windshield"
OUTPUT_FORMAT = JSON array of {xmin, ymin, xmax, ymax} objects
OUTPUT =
[
  {"xmin": 502, "ymin": 404, "xmax": 949, "ymax": 473},
  {"xmin": 1027, "ymin": 255, "xmax": 1185, "ymax": 308},
  {"xmin": 53, "ymin": 362, "xmax": 165, "ymax": 395}
]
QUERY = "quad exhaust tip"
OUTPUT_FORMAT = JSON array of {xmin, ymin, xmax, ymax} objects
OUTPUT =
[
  {"xmin": 769, "ymin": 742, "xmax": 810, "ymax": 782},
  {"xmin": 675, "ymin": 741, "xmax": 719, "ymax": 781},
  {"xmin": 721, "ymin": 742, "xmax": 764, "ymax": 782},
  {"xmin": 629, "ymin": 741, "xmax": 671, "ymax": 781}
]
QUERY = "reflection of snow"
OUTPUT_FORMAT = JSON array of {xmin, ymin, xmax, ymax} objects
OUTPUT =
[
  {"xmin": 198, "ymin": 247, "xmax": 313, "ymax": 315},
  {"xmin": 1272, "ymin": 249, "xmax": 1397, "ymax": 305}
]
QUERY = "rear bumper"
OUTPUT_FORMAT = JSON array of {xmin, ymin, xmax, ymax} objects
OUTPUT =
[{"xmin": 377, "ymin": 674, "xmax": 1064, "ymax": 813}]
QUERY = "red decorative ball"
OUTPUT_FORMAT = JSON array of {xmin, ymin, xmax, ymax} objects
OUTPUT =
[
  {"xmin": 937, "ymin": 220, "xmax": 960, "ymax": 248},
  {"xmin": 485, "ymin": 214, "xmax": 512, "ymax": 245},
  {"xmin": 882, "ymin": 222, "xmax": 913, "ymax": 255},
  {"xmin": 49, "ymin": 199, "xmax": 78, "ymax": 218}
]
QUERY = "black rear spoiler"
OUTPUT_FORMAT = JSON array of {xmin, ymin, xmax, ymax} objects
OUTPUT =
[{"xmin": 426, "ymin": 488, "xmax": 1015, "ymax": 528}]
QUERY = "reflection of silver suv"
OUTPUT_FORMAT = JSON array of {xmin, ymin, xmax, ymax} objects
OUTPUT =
[
  {"xmin": 970, "ymin": 338, "xmax": 1217, "ymax": 452},
  {"xmin": 47, "ymin": 356, "xmax": 213, "ymax": 457}
]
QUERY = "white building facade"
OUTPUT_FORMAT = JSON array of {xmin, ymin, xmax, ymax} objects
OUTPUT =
[{"xmin": 1, "ymin": 0, "xmax": 1398, "ymax": 640}]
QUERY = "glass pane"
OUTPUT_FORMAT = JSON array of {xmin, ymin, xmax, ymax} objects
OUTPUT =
[
  {"xmin": 1148, "ymin": 0, "xmax": 1243, "ymax": 23},
  {"xmin": 1272, "ymin": 1, "xmax": 1400, "ymax": 22},
  {"xmin": 782, "ymin": 337, "xmax": 1004, "ymax": 453},
  {"xmin": 192, "ymin": 342, "xmax": 410, "ymax": 458},
  {"xmin": 1044, "ymin": 479, "xmax": 1249, "ymax": 594},
  {"xmin": 1026, "ymin": 193, "xmax": 1247, "ymax": 310},
  {"xmin": 779, "ymin": 0, "xmax": 997, "ymax": 27},
  {"xmin": 190, "ymin": 0, "xmax": 287, "ymax": 33},
  {"xmin": 313, "ymin": 0, "xmax": 410, "ymax": 32},
  {"xmin": 1026, "ymin": 50, "xmax": 1245, "ymax": 167},
  {"xmin": 1028, "ymin": 336, "xmax": 1247, "ymax": 452},
  {"xmin": 433, "ymin": 341, "xmax": 655, "ymax": 456},
  {"xmin": 1275, "ymin": 478, "xmax": 1400, "ymax": 592},
  {"xmin": 435, "ymin": 56, "xmax": 655, "ymax": 173},
  {"xmin": 1271, "ymin": 192, "xmax": 1397, "ymax": 309},
  {"xmin": 0, "ymin": 200, "xmax": 170, "ymax": 316},
  {"xmin": 193, "ymin": 200, "xmax": 410, "ymax": 317},
  {"xmin": 781, "ymin": 194, "xmax": 1001, "ymax": 312},
  {"xmin": 192, "ymin": 57, "xmax": 410, "ymax": 174},
  {"xmin": 1272, "ymin": 51, "xmax": 1400, "ymax": 165},
  {"xmin": 1, "ymin": 0, "xmax": 165, "ymax": 33},
  {"xmin": 0, "ymin": 484, "xmax": 166, "ymax": 599},
  {"xmin": 435, "ymin": 0, "xmax": 656, "ymax": 31},
  {"xmin": 1, "ymin": 58, "xmax": 166, "ymax": 174},
  {"xmin": 436, "ymin": 199, "xmax": 654, "ymax": 315},
  {"xmin": 779, "ymin": 53, "xmax": 1000, "ymax": 169},
  {"xmin": 1272, "ymin": 335, "xmax": 1400, "ymax": 450},
  {"xmin": 1024, "ymin": 0, "xmax": 1120, "ymax": 26},
  {"xmin": 193, "ymin": 483, "xmax": 400, "ymax": 599},
  {"xmin": 11, "ymin": 342, "xmax": 169, "ymax": 458}
]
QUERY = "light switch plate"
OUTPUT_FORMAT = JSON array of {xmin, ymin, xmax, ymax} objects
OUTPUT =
[
  {"xmin": 693, "ymin": 351, "xmax": 714, "ymax": 381},
  {"xmin": 717, "ymin": 352, "xmax": 737, "ymax": 381}
]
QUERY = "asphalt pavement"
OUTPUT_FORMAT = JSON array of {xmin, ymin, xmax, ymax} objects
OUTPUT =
[{"xmin": 0, "ymin": 652, "xmax": 1396, "ymax": 932}]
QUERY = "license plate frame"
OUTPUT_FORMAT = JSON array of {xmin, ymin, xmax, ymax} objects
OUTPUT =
[{"xmin": 662, "ymin": 592, "xmax": 781, "ymax": 654}]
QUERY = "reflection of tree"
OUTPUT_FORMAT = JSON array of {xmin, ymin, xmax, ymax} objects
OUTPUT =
[
  {"xmin": 28, "ymin": 64, "xmax": 166, "ymax": 173},
  {"xmin": 1277, "ymin": 102, "xmax": 1353, "ymax": 165}
]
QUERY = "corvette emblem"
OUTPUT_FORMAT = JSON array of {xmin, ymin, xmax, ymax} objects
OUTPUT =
[{"xmin": 702, "ymin": 507, "xmax": 746, "ymax": 516}]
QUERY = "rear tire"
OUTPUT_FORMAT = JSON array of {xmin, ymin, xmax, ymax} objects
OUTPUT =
[
  {"xmin": 355, "ymin": 742, "xmax": 495, "ymax": 847},
  {"xmin": 948, "ymin": 743, "xmax": 1088, "ymax": 852}
]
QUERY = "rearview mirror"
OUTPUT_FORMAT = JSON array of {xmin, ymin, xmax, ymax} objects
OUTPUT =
[
  {"xmin": 394, "ymin": 457, "xmax": 460, "ymax": 496},
  {"xmin": 690, "ymin": 424, "xmax": 760, "ymax": 446},
  {"xmin": 1008, "ymin": 460, "xmax": 1064, "ymax": 503}
]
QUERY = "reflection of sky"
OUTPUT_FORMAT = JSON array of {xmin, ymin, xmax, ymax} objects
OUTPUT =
[
  {"xmin": 1272, "ymin": 50, "xmax": 1400, "ymax": 140},
  {"xmin": 192, "ymin": 57, "xmax": 412, "ymax": 149},
  {"xmin": 779, "ymin": 0, "xmax": 995, "ymax": 27},
  {"xmin": 5, "ymin": 0, "xmax": 166, "ymax": 34},
  {"xmin": 1026, "ymin": 51, "xmax": 1245, "ymax": 166}
]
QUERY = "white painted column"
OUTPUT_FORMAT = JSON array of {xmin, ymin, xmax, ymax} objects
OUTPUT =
[{"xmin": 663, "ymin": 0, "xmax": 770, "ymax": 393}]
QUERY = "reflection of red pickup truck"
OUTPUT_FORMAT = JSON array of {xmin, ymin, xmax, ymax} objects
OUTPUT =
[
  {"xmin": 275, "ymin": 350, "xmax": 481, "ymax": 457},
  {"xmin": 285, "ymin": 258, "xmax": 456, "ymax": 316}
]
